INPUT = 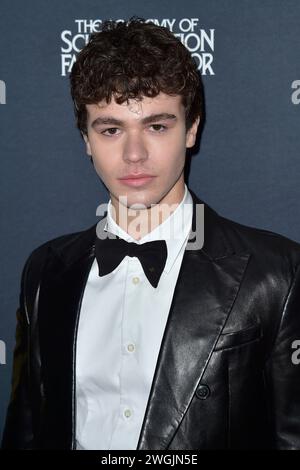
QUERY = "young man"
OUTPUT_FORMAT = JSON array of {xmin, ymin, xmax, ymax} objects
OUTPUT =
[{"xmin": 2, "ymin": 18, "xmax": 300, "ymax": 450}]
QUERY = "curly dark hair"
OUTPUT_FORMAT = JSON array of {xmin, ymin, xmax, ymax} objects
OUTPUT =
[{"xmin": 69, "ymin": 17, "xmax": 204, "ymax": 138}]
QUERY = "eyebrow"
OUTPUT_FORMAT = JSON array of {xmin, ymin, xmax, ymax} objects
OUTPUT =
[{"xmin": 91, "ymin": 113, "xmax": 177, "ymax": 129}]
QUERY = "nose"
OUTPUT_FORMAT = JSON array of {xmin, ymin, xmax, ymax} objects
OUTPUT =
[{"xmin": 122, "ymin": 132, "xmax": 148, "ymax": 163}]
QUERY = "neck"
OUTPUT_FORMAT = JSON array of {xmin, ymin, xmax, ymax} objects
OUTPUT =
[{"xmin": 110, "ymin": 182, "xmax": 185, "ymax": 240}]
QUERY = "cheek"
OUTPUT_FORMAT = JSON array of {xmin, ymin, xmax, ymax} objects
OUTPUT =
[
  {"xmin": 94, "ymin": 160, "xmax": 117, "ymax": 181},
  {"xmin": 166, "ymin": 139, "xmax": 187, "ymax": 176},
  {"xmin": 154, "ymin": 138, "xmax": 186, "ymax": 167},
  {"xmin": 89, "ymin": 142, "xmax": 116, "ymax": 174}
]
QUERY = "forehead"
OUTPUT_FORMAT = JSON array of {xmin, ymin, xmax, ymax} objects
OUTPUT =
[{"xmin": 85, "ymin": 92, "xmax": 184, "ymax": 121}]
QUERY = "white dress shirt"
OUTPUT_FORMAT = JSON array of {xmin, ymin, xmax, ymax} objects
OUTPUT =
[{"xmin": 75, "ymin": 184, "xmax": 193, "ymax": 450}]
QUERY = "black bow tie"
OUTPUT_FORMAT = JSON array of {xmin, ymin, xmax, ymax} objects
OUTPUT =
[{"xmin": 95, "ymin": 233, "xmax": 168, "ymax": 288}]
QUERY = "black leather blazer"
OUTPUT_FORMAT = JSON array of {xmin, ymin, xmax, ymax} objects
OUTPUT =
[{"xmin": 2, "ymin": 190, "xmax": 300, "ymax": 449}]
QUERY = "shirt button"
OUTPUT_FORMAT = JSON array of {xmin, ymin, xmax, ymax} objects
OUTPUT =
[
  {"xmin": 127, "ymin": 343, "xmax": 135, "ymax": 353},
  {"xmin": 124, "ymin": 409, "xmax": 132, "ymax": 418},
  {"xmin": 132, "ymin": 276, "xmax": 140, "ymax": 284}
]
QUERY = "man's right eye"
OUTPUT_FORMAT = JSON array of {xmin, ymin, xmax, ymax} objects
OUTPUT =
[{"xmin": 101, "ymin": 128, "xmax": 120, "ymax": 136}]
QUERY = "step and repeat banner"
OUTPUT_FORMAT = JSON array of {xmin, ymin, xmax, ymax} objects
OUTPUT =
[{"xmin": 0, "ymin": 0, "xmax": 300, "ymax": 440}]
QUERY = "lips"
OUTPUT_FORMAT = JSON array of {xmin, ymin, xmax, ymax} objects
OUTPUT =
[
  {"xmin": 118, "ymin": 174, "xmax": 156, "ymax": 187},
  {"xmin": 119, "ymin": 174, "xmax": 154, "ymax": 180}
]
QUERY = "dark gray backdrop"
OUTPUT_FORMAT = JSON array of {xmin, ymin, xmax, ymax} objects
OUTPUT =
[{"xmin": 1, "ymin": 0, "xmax": 300, "ymax": 440}]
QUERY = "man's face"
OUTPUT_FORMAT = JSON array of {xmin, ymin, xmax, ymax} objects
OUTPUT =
[{"xmin": 83, "ymin": 92, "xmax": 199, "ymax": 210}]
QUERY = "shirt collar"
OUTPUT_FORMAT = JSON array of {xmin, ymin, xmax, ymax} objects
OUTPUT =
[{"xmin": 103, "ymin": 184, "xmax": 193, "ymax": 274}]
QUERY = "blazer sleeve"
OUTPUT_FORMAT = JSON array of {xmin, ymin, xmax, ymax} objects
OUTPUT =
[
  {"xmin": 264, "ymin": 263, "xmax": 300, "ymax": 449},
  {"xmin": 1, "ymin": 255, "xmax": 35, "ymax": 449}
]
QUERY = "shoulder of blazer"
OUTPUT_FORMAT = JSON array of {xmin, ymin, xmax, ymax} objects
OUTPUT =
[
  {"xmin": 20, "ymin": 224, "xmax": 97, "ymax": 324},
  {"xmin": 189, "ymin": 188, "xmax": 300, "ymax": 270},
  {"xmin": 211, "ymin": 209, "xmax": 300, "ymax": 272}
]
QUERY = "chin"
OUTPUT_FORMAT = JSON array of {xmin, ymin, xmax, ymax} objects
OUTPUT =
[
  {"xmin": 116, "ymin": 192, "xmax": 154, "ymax": 210},
  {"xmin": 126, "ymin": 198, "xmax": 154, "ymax": 210}
]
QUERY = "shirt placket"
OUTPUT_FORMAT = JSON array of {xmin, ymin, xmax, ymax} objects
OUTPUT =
[{"xmin": 109, "ymin": 255, "xmax": 145, "ymax": 449}]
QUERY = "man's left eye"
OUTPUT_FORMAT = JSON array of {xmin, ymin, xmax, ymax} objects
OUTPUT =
[{"xmin": 150, "ymin": 124, "xmax": 167, "ymax": 132}]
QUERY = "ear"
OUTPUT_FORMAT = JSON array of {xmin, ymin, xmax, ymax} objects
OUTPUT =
[
  {"xmin": 185, "ymin": 117, "xmax": 200, "ymax": 148},
  {"xmin": 83, "ymin": 133, "xmax": 92, "ymax": 156}
]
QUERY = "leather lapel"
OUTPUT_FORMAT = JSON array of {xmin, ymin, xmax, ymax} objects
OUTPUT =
[
  {"xmin": 137, "ymin": 192, "xmax": 251, "ymax": 450},
  {"xmin": 37, "ymin": 224, "xmax": 97, "ymax": 448}
]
